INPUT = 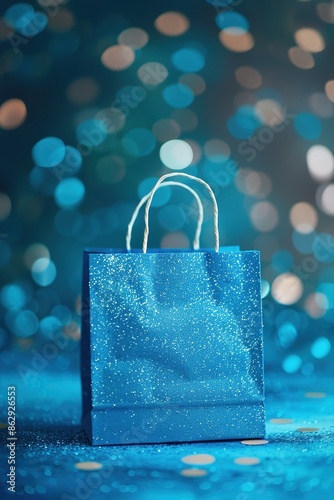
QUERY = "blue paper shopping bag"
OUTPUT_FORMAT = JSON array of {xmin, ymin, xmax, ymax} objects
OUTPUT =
[{"xmin": 81, "ymin": 173, "xmax": 265, "ymax": 445}]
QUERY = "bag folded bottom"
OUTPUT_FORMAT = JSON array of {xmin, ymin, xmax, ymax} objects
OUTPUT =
[{"xmin": 83, "ymin": 401, "xmax": 266, "ymax": 445}]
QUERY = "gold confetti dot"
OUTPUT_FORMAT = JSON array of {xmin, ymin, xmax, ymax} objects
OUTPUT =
[
  {"xmin": 296, "ymin": 427, "xmax": 320, "ymax": 433},
  {"xmin": 305, "ymin": 392, "xmax": 327, "ymax": 399},
  {"xmin": 0, "ymin": 422, "xmax": 7, "ymax": 429},
  {"xmin": 234, "ymin": 457, "xmax": 260, "ymax": 466},
  {"xmin": 181, "ymin": 454, "xmax": 216, "ymax": 465},
  {"xmin": 180, "ymin": 468, "xmax": 208, "ymax": 477},
  {"xmin": 241, "ymin": 439, "xmax": 268, "ymax": 446},
  {"xmin": 75, "ymin": 461, "xmax": 103, "ymax": 471},
  {"xmin": 269, "ymin": 418, "xmax": 294, "ymax": 424}
]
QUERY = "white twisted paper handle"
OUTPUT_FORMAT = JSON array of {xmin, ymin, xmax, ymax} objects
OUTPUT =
[
  {"xmin": 126, "ymin": 181, "xmax": 204, "ymax": 251},
  {"xmin": 142, "ymin": 173, "xmax": 219, "ymax": 253}
]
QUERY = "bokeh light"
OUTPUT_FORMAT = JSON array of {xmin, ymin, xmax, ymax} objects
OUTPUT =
[
  {"xmin": 39, "ymin": 316, "xmax": 62, "ymax": 338},
  {"xmin": 18, "ymin": 11, "xmax": 48, "ymax": 37},
  {"xmin": 159, "ymin": 140, "xmax": 193, "ymax": 170},
  {"xmin": 289, "ymin": 202, "xmax": 318, "ymax": 234},
  {"xmin": 152, "ymin": 119, "xmax": 181, "ymax": 143},
  {"xmin": 277, "ymin": 321, "xmax": 297, "ymax": 349},
  {"xmin": 317, "ymin": 283, "xmax": 334, "ymax": 309},
  {"xmin": 101, "ymin": 45, "xmax": 135, "ymax": 71},
  {"xmin": 292, "ymin": 229, "xmax": 316, "ymax": 254},
  {"xmin": 313, "ymin": 233, "xmax": 334, "ymax": 263},
  {"xmin": 185, "ymin": 139, "xmax": 201, "ymax": 165},
  {"xmin": 310, "ymin": 337, "xmax": 331, "ymax": 359},
  {"xmin": 282, "ymin": 354, "xmax": 302, "ymax": 374},
  {"xmin": 56, "ymin": 146, "xmax": 82, "ymax": 178},
  {"xmin": 66, "ymin": 78, "xmax": 100, "ymax": 105},
  {"xmin": 32, "ymin": 137, "xmax": 66, "ymax": 168},
  {"xmin": 306, "ymin": 145, "xmax": 334, "ymax": 182},
  {"xmin": 12, "ymin": 310, "xmax": 39, "ymax": 337},
  {"xmin": 294, "ymin": 28, "xmax": 325, "ymax": 53},
  {"xmin": 4, "ymin": 3, "xmax": 34, "ymax": 29},
  {"xmin": 178, "ymin": 74, "xmax": 206, "ymax": 96},
  {"xmin": 137, "ymin": 62, "xmax": 168, "ymax": 89},
  {"xmin": 288, "ymin": 47, "xmax": 314, "ymax": 69},
  {"xmin": 228, "ymin": 105, "xmax": 261, "ymax": 139},
  {"xmin": 294, "ymin": 113, "xmax": 322, "ymax": 140},
  {"xmin": 24, "ymin": 243, "xmax": 50, "ymax": 269},
  {"xmin": 31, "ymin": 258, "xmax": 56, "ymax": 286},
  {"xmin": 0, "ymin": 98, "xmax": 27, "ymax": 130},
  {"xmin": 204, "ymin": 139, "xmax": 230, "ymax": 163},
  {"xmin": 171, "ymin": 109, "xmax": 198, "ymax": 131},
  {"xmin": 235, "ymin": 169, "xmax": 272, "ymax": 198},
  {"xmin": 324, "ymin": 80, "xmax": 334, "ymax": 102},
  {"xmin": 52, "ymin": 304, "xmax": 72, "ymax": 324},
  {"xmin": 154, "ymin": 12, "xmax": 189, "ymax": 36},
  {"xmin": 54, "ymin": 178, "xmax": 85, "ymax": 210},
  {"xmin": 227, "ymin": 114, "xmax": 254, "ymax": 139},
  {"xmin": 304, "ymin": 293, "xmax": 328, "ymax": 319},
  {"xmin": 122, "ymin": 128, "xmax": 156, "ymax": 157},
  {"xmin": 317, "ymin": 2, "xmax": 334, "ymax": 23},
  {"xmin": 261, "ymin": 279, "xmax": 270, "ymax": 298},
  {"xmin": 0, "ymin": 193, "xmax": 11, "ymax": 221},
  {"xmin": 271, "ymin": 273, "xmax": 303, "ymax": 305},
  {"xmin": 163, "ymin": 83, "xmax": 194, "ymax": 108},
  {"xmin": 171, "ymin": 48, "xmax": 205, "ymax": 73},
  {"xmin": 95, "ymin": 107, "xmax": 126, "ymax": 135},
  {"xmin": 309, "ymin": 92, "xmax": 334, "ymax": 118},
  {"xmin": 255, "ymin": 99, "xmax": 284, "ymax": 126},
  {"xmin": 0, "ymin": 284, "xmax": 26, "ymax": 309},
  {"xmin": 219, "ymin": 31, "xmax": 254, "ymax": 52},
  {"xmin": 317, "ymin": 183, "xmax": 334, "ymax": 215},
  {"xmin": 76, "ymin": 119, "xmax": 108, "ymax": 146},
  {"xmin": 235, "ymin": 66, "xmax": 262, "ymax": 89},
  {"xmin": 216, "ymin": 12, "xmax": 249, "ymax": 33},
  {"xmin": 250, "ymin": 202, "xmax": 279, "ymax": 232},
  {"xmin": 118, "ymin": 27, "xmax": 149, "ymax": 49}
]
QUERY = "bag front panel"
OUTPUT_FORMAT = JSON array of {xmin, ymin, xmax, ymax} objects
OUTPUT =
[{"xmin": 88, "ymin": 250, "xmax": 264, "ymax": 409}]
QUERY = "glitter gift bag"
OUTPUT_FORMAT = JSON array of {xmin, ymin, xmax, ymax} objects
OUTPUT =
[{"xmin": 81, "ymin": 173, "xmax": 265, "ymax": 445}]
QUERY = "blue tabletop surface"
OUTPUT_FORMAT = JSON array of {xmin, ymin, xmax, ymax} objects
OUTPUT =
[{"xmin": 1, "ymin": 370, "xmax": 333, "ymax": 500}]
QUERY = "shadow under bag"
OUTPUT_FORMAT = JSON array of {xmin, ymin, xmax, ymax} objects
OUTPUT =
[{"xmin": 81, "ymin": 173, "xmax": 265, "ymax": 445}]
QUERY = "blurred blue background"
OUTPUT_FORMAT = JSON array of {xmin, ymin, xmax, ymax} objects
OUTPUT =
[
  {"xmin": 1, "ymin": 2, "xmax": 334, "ymax": 499},
  {"xmin": 1, "ymin": 0, "xmax": 334, "ymax": 380}
]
